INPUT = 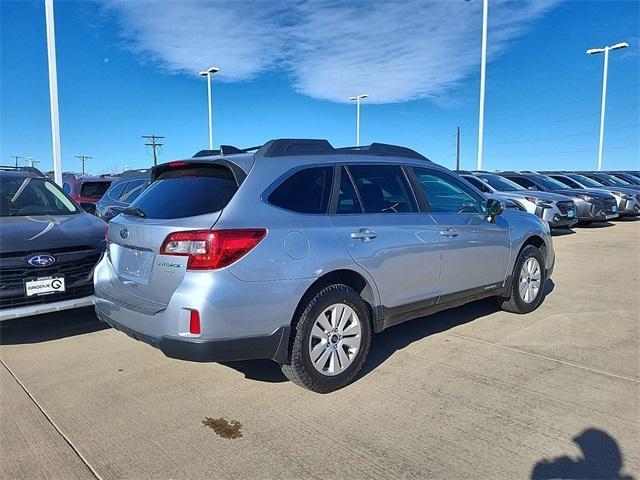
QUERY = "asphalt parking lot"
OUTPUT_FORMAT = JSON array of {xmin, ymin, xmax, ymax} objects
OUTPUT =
[{"xmin": 1, "ymin": 219, "xmax": 638, "ymax": 480}]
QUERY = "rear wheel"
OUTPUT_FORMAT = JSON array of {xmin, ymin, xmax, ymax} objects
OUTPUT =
[
  {"xmin": 281, "ymin": 284, "xmax": 372, "ymax": 393},
  {"xmin": 497, "ymin": 245, "xmax": 546, "ymax": 314}
]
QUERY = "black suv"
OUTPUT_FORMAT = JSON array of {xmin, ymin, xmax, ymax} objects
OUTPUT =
[{"xmin": 0, "ymin": 167, "xmax": 106, "ymax": 320}]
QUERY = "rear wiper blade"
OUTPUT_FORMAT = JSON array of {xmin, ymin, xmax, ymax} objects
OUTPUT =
[{"xmin": 122, "ymin": 206, "xmax": 146, "ymax": 218}]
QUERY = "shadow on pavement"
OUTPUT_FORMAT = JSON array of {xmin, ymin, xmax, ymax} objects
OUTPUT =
[
  {"xmin": 552, "ymin": 228, "xmax": 576, "ymax": 237},
  {"xmin": 578, "ymin": 221, "xmax": 615, "ymax": 229},
  {"xmin": 616, "ymin": 216, "xmax": 640, "ymax": 222},
  {"xmin": 531, "ymin": 428, "xmax": 633, "ymax": 479},
  {"xmin": 226, "ymin": 280, "xmax": 555, "ymax": 384},
  {"xmin": 0, "ymin": 306, "xmax": 108, "ymax": 345}
]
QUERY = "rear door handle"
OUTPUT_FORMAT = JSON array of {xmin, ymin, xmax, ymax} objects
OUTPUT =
[
  {"xmin": 439, "ymin": 228, "xmax": 459, "ymax": 238},
  {"xmin": 350, "ymin": 228, "xmax": 377, "ymax": 242}
]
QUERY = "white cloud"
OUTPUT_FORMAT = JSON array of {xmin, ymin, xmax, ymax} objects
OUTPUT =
[{"xmin": 104, "ymin": 0, "xmax": 560, "ymax": 103}]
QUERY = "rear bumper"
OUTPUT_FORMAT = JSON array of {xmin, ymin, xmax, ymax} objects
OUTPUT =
[
  {"xmin": 0, "ymin": 295, "xmax": 95, "ymax": 322},
  {"xmin": 96, "ymin": 308, "xmax": 290, "ymax": 363}
]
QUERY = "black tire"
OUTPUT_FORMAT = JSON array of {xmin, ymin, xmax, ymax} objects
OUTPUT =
[
  {"xmin": 281, "ymin": 284, "xmax": 372, "ymax": 393},
  {"xmin": 577, "ymin": 220, "xmax": 593, "ymax": 226},
  {"xmin": 497, "ymin": 245, "xmax": 546, "ymax": 314}
]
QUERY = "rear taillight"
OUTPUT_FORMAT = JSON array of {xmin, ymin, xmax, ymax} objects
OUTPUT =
[{"xmin": 159, "ymin": 229, "xmax": 267, "ymax": 270}]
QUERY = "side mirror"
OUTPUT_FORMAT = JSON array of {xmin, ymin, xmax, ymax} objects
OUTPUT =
[
  {"xmin": 80, "ymin": 202, "xmax": 96, "ymax": 215},
  {"xmin": 487, "ymin": 198, "xmax": 505, "ymax": 219}
]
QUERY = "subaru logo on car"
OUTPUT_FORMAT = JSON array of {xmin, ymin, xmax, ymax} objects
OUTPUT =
[
  {"xmin": 120, "ymin": 228, "xmax": 129, "ymax": 239},
  {"xmin": 27, "ymin": 254, "xmax": 56, "ymax": 267}
]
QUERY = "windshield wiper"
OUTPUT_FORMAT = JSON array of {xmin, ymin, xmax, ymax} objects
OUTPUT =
[{"xmin": 122, "ymin": 206, "xmax": 147, "ymax": 218}]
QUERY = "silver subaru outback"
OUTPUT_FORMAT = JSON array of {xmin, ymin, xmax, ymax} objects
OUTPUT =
[{"xmin": 94, "ymin": 139, "xmax": 555, "ymax": 393}]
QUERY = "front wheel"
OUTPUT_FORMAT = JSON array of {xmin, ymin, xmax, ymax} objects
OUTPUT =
[
  {"xmin": 497, "ymin": 245, "xmax": 546, "ymax": 314},
  {"xmin": 281, "ymin": 284, "xmax": 372, "ymax": 393}
]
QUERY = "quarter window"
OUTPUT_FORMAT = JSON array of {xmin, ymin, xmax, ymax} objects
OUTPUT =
[
  {"xmin": 412, "ymin": 168, "xmax": 483, "ymax": 213},
  {"xmin": 348, "ymin": 165, "xmax": 417, "ymax": 214},
  {"xmin": 269, "ymin": 167, "xmax": 332, "ymax": 214}
]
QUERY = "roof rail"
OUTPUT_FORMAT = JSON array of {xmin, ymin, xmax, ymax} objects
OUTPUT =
[
  {"xmin": 255, "ymin": 138, "xmax": 428, "ymax": 160},
  {"xmin": 455, "ymin": 170, "xmax": 473, "ymax": 175},
  {"xmin": 0, "ymin": 165, "xmax": 45, "ymax": 176}
]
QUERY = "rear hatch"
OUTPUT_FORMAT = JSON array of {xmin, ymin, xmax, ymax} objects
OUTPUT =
[{"xmin": 104, "ymin": 162, "xmax": 241, "ymax": 308}]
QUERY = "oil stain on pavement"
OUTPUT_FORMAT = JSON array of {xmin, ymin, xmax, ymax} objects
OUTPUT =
[{"xmin": 202, "ymin": 417, "xmax": 243, "ymax": 439}]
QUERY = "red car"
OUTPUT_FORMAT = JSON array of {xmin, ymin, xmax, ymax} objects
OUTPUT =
[{"xmin": 62, "ymin": 174, "xmax": 115, "ymax": 213}]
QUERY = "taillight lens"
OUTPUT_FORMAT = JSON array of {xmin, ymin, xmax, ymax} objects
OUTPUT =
[{"xmin": 159, "ymin": 229, "xmax": 267, "ymax": 270}]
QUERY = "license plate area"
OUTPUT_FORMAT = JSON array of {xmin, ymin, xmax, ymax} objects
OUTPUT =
[
  {"xmin": 24, "ymin": 276, "xmax": 66, "ymax": 297},
  {"xmin": 110, "ymin": 244, "xmax": 155, "ymax": 284}
]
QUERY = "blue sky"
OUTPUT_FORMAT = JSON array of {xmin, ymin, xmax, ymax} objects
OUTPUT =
[{"xmin": 1, "ymin": 0, "xmax": 638, "ymax": 174}]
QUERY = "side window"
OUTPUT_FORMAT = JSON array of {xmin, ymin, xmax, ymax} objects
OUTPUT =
[
  {"xmin": 464, "ymin": 176, "xmax": 492, "ymax": 193},
  {"xmin": 508, "ymin": 176, "xmax": 537, "ymax": 189},
  {"xmin": 269, "ymin": 167, "xmax": 332, "ymax": 214},
  {"xmin": 119, "ymin": 179, "xmax": 146, "ymax": 203},
  {"xmin": 62, "ymin": 182, "xmax": 72, "ymax": 194},
  {"xmin": 551, "ymin": 176, "xmax": 579, "ymax": 189},
  {"xmin": 412, "ymin": 168, "xmax": 483, "ymax": 213},
  {"xmin": 348, "ymin": 165, "xmax": 417, "ymax": 214},
  {"xmin": 107, "ymin": 182, "xmax": 127, "ymax": 201},
  {"xmin": 336, "ymin": 167, "xmax": 362, "ymax": 214}
]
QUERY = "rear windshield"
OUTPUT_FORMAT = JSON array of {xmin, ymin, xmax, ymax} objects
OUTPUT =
[
  {"xmin": 130, "ymin": 165, "xmax": 238, "ymax": 219},
  {"xmin": 80, "ymin": 181, "xmax": 111, "ymax": 198},
  {"xmin": 0, "ymin": 176, "xmax": 78, "ymax": 217}
]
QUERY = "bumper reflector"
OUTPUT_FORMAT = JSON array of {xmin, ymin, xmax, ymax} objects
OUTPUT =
[{"xmin": 189, "ymin": 310, "xmax": 201, "ymax": 335}]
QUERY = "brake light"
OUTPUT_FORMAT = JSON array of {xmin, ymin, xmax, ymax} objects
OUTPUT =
[
  {"xmin": 169, "ymin": 161, "xmax": 188, "ymax": 167},
  {"xmin": 160, "ymin": 229, "xmax": 267, "ymax": 270}
]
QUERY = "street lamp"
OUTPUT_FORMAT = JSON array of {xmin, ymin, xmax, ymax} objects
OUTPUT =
[
  {"xmin": 348, "ymin": 94, "xmax": 368, "ymax": 146},
  {"xmin": 199, "ymin": 66, "xmax": 219, "ymax": 150},
  {"xmin": 45, "ymin": 0, "xmax": 62, "ymax": 186},
  {"xmin": 586, "ymin": 42, "xmax": 629, "ymax": 171}
]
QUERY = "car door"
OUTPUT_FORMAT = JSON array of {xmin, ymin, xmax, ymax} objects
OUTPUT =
[
  {"xmin": 409, "ymin": 167, "xmax": 511, "ymax": 297},
  {"xmin": 329, "ymin": 165, "xmax": 441, "ymax": 314}
]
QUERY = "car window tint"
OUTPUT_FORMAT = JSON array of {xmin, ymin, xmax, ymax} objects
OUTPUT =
[
  {"xmin": 132, "ymin": 165, "xmax": 238, "ymax": 219},
  {"xmin": 269, "ymin": 167, "xmax": 332, "ymax": 214},
  {"xmin": 412, "ymin": 168, "xmax": 483, "ymax": 213},
  {"xmin": 464, "ymin": 175, "xmax": 492, "ymax": 193},
  {"xmin": 107, "ymin": 182, "xmax": 127, "ymax": 200},
  {"xmin": 336, "ymin": 167, "xmax": 362, "ymax": 214},
  {"xmin": 551, "ymin": 176, "xmax": 580, "ymax": 189},
  {"xmin": 348, "ymin": 165, "xmax": 417, "ymax": 214},
  {"xmin": 80, "ymin": 181, "xmax": 111, "ymax": 198},
  {"xmin": 119, "ymin": 179, "xmax": 146, "ymax": 202},
  {"xmin": 508, "ymin": 176, "xmax": 537, "ymax": 189}
]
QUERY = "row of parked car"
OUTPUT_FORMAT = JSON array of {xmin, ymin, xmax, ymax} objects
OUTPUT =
[
  {"xmin": 457, "ymin": 170, "xmax": 640, "ymax": 229},
  {"xmin": 1, "ymin": 142, "xmax": 637, "ymax": 393}
]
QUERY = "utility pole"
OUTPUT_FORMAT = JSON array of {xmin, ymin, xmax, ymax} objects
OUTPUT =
[
  {"xmin": 10, "ymin": 155, "xmax": 22, "ymax": 167},
  {"xmin": 142, "ymin": 135, "xmax": 164, "ymax": 167},
  {"xmin": 456, "ymin": 127, "xmax": 461, "ymax": 171},
  {"xmin": 75, "ymin": 155, "xmax": 92, "ymax": 175},
  {"xmin": 27, "ymin": 157, "xmax": 40, "ymax": 168}
]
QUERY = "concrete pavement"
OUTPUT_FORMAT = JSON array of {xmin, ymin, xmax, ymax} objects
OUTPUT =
[{"xmin": 1, "ymin": 219, "xmax": 638, "ymax": 479}]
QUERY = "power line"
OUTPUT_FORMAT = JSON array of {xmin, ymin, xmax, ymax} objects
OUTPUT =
[
  {"xmin": 489, "ymin": 143, "xmax": 639, "ymax": 158},
  {"xmin": 487, "ymin": 123, "xmax": 639, "ymax": 146},
  {"xmin": 142, "ymin": 135, "xmax": 164, "ymax": 167},
  {"xmin": 75, "ymin": 155, "xmax": 92, "ymax": 175},
  {"xmin": 485, "ymin": 82, "xmax": 640, "ymax": 125},
  {"xmin": 9, "ymin": 155, "xmax": 22, "ymax": 167},
  {"xmin": 485, "ymin": 103, "xmax": 639, "ymax": 135}
]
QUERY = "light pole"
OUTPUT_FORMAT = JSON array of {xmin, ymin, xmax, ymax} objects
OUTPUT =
[
  {"xmin": 477, "ymin": 0, "xmax": 488, "ymax": 171},
  {"xmin": 587, "ymin": 42, "xmax": 628, "ymax": 171},
  {"xmin": 348, "ymin": 94, "xmax": 368, "ymax": 146},
  {"xmin": 199, "ymin": 66, "xmax": 219, "ymax": 150},
  {"xmin": 45, "ymin": 0, "xmax": 62, "ymax": 186}
]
